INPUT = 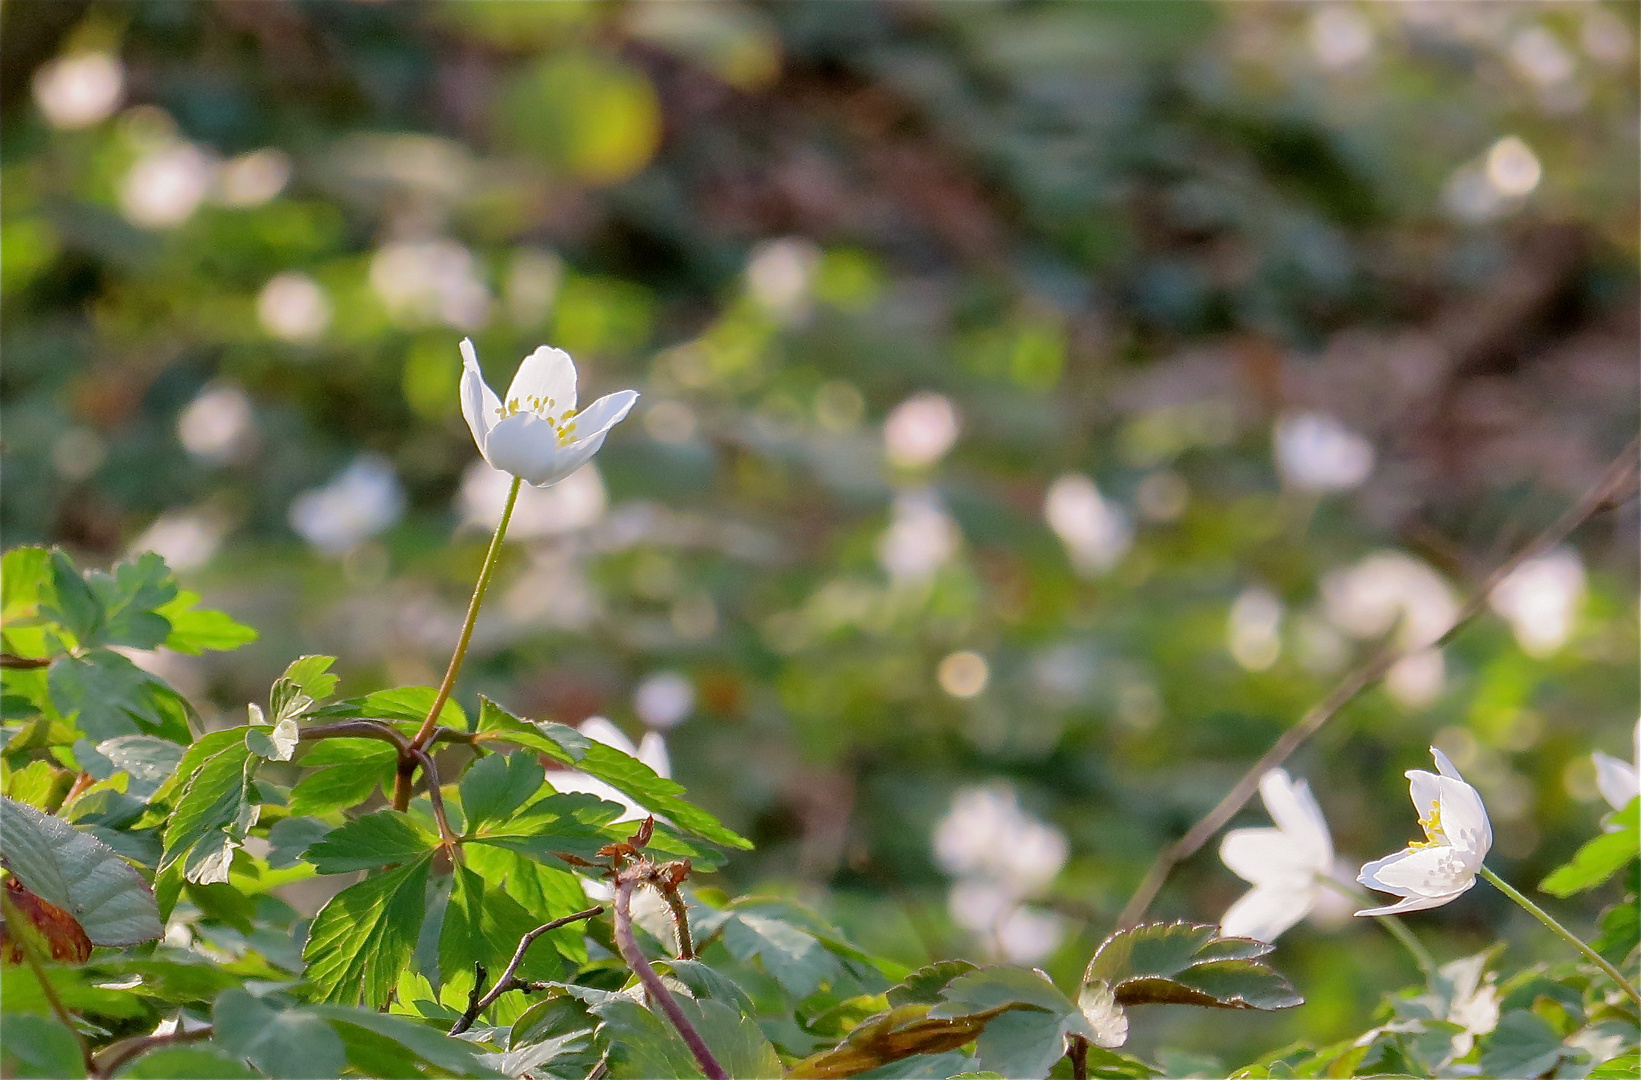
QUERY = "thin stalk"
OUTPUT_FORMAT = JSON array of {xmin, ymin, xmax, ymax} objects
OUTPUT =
[
  {"xmin": 398, "ymin": 475, "xmax": 521, "ymax": 808},
  {"xmin": 613, "ymin": 878, "xmax": 727, "ymax": 1080},
  {"xmin": 659, "ymin": 884, "xmax": 695, "ymax": 960},
  {"xmin": 1479, "ymin": 866, "xmax": 1641, "ymax": 1007},
  {"xmin": 1317, "ymin": 874, "xmax": 1437, "ymax": 979},
  {"xmin": 1, "ymin": 891, "xmax": 96, "ymax": 1078},
  {"xmin": 449, "ymin": 906, "xmax": 604, "ymax": 1035}
]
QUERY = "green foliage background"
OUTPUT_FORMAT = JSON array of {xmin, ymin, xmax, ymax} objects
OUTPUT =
[{"xmin": 2, "ymin": 0, "xmax": 1638, "ymax": 1069}]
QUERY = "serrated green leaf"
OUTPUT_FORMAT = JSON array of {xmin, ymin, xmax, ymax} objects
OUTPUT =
[
  {"xmin": 1086, "ymin": 921, "xmax": 1216, "ymax": 984},
  {"xmin": 85, "ymin": 552, "xmax": 177, "ymax": 649},
  {"xmin": 931, "ymin": 966, "xmax": 1075, "ymax": 1017},
  {"xmin": 887, "ymin": 959, "xmax": 980, "ymax": 1007},
  {"xmin": 0, "ymin": 1014, "xmax": 86, "ymax": 1079},
  {"xmin": 159, "ymin": 742, "xmax": 257, "ymax": 883},
  {"xmin": 94, "ymin": 734, "xmax": 184, "ymax": 798},
  {"xmin": 461, "ymin": 844, "xmax": 590, "ymax": 963},
  {"xmin": 303, "ymin": 856, "xmax": 433, "ymax": 1006},
  {"xmin": 1083, "ymin": 922, "xmax": 1301, "ymax": 1013},
  {"xmin": 1540, "ymin": 802, "xmax": 1639, "ymax": 897},
  {"xmin": 1590, "ymin": 1051, "xmax": 1641, "ymax": 1079},
  {"xmin": 112, "ymin": 1047, "xmax": 258, "ymax": 1079},
  {"xmin": 47, "ymin": 652, "xmax": 150, "ymax": 742},
  {"xmin": 591, "ymin": 997, "xmax": 705, "ymax": 1079},
  {"xmin": 305, "ymin": 810, "xmax": 439, "ymax": 873},
  {"xmin": 155, "ymin": 590, "xmax": 258, "ymax": 654},
  {"xmin": 723, "ymin": 911, "xmax": 841, "ymax": 999},
  {"xmin": 2, "ymin": 547, "xmax": 53, "ymax": 621},
  {"xmin": 287, "ymin": 756, "xmax": 396, "ymax": 816},
  {"xmin": 270, "ymin": 655, "xmax": 339, "ymax": 725},
  {"xmin": 1594, "ymin": 893, "xmax": 1639, "ymax": 965},
  {"xmin": 460, "ymin": 750, "xmax": 546, "ymax": 832},
  {"xmin": 266, "ymin": 815, "xmax": 333, "ymax": 868},
  {"xmin": 213, "ymin": 989, "xmax": 348, "ymax": 1080},
  {"xmin": 319, "ymin": 685, "xmax": 465, "ymax": 728},
  {"xmin": 971, "ymin": 1009, "xmax": 1070, "ymax": 1080},
  {"xmin": 42, "ymin": 550, "xmax": 102, "ymax": 646},
  {"xmin": 1479, "ymin": 1011, "xmax": 1566, "ymax": 1078},
  {"xmin": 439, "ymin": 863, "xmax": 560, "ymax": 988},
  {"xmin": 4, "ymin": 760, "xmax": 65, "ymax": 808},
  {"xmin": 1115, "ymin": 960, "xmax": 1302, "ymax": 1010},
  {"xmin": 0, "ymin": 795, "xmax": 163, "ymax": 945},
  {"xmin": 145, "ymin": 728, "xmax": 247, "ymax": 811},
  {"xmin": 307, "ymin": 1005, "xmax": 500, "ymax": 1076}
]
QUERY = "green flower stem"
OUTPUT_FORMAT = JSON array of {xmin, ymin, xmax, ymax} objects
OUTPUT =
[
  {"xmin": 1318, "ymin": 874, "xmax": 1436, "ymax": 979},
  {"xmin": 1479, "ymin": 865, "xmax": 1641, "ymax": 1007},
  {"xmin": 397, "ymin": 475, "xmax": 521, "ymax": 810}
]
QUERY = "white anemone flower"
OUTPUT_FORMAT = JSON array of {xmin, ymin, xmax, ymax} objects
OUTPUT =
[
  {"xmin": 1592, "ymin": 718, "xmax": 1640, "ymax": 813},
  {"xmin": 460, "ymin": 338, "xmax": 638, "ymax": 488},
  {"xmin": 1219, "ymin": 769, "xmax": 1335, "ymax": 942},
  {"xmin": 549, "ymin": 716, "xmax": 668, "ymax": 823},
  {"xmin": 1356, "ymin": 748, "xmax": 1492, "ymax": 917}
]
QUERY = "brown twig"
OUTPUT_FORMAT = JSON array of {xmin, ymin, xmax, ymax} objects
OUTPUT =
[
  {"xmin": 1067, "ymin": 1034, "xmax": 1090, "ymax": 1080},
  {"xmin": 612, "ymin": 874, "xmax": 727, "ymax": 1080},
  {"xmin": 1, "ymin": 890, "xmax": 96, "ymax": 1079},
  {"xmin": 297, "ymin": 719, "xmax": 409, "ymax": 753},
  {"xmin": 447, "ymin": 906, "xmax": 605, "ymax": 1035},
  {"xmin": 411, "ymin": 749, "xmax": 456, "ymax": 846},
  {"xmin": 1116, "ymin": 435, "xmax": 1640, "ymax": 930},
  {"xmin": 0, "ymin": 654, "xmax": 53, "ymax": 669},
  {"xmin": 91, "ymin": 1026, "xmax": 213, "ymax": 1078}
]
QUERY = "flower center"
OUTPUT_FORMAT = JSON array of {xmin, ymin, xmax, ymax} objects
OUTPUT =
[
  {"xmin": 494, "ymin": 396, "xmax": 581, "ymax": 445},
  {"xmin": 1408, "ymin": 800, "xmax": 1446, "ymax": 849}
]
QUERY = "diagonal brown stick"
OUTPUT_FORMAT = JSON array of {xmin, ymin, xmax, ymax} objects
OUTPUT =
[
  {"xmin": 447, "ymin": 905, "xmax": 604, "ymax": 1035},
  {"xmin": 1116, "ymin": 435, "xmax": 1640, "ymax": 930}
]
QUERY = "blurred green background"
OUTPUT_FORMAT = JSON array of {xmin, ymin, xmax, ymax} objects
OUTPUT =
[{"xmin": 2, "ymin": 0, "xmax": 1636, "ymax": 1065}]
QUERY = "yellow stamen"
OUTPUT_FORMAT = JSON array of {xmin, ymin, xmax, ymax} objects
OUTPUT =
[{"xmin": 1408, "ymin": 801, "xmax": 1445, "ymax": 849}]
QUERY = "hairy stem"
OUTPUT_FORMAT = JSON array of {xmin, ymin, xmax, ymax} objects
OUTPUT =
[
  {"xmin": 1479, "ymin": 866, "xmax": 1641, "ymax": 1007},
  {"xmin": 613, "ymin": 877, "xmax": 727, "ymax": 1080},
  {"xmin": 448, "ymin": 906, "xmax": 604, "ymax": 1035},
  {"xmin": 659, "ymin": 884, "xmax": 695, "ymax": 960},
  {"xmin": 1, "ymin": 890, "xmax": 96, "ymax": 1078},
  {"xmin": 1117, "ymin": 437, "xmax": 1640, "ymax": 929},
  {"xmin": 398, "ymin": 474, "xmax": 521, "ymax": 809}
]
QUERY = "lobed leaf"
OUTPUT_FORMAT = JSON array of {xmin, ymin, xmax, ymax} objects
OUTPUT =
[
  {"xmin": 0, "ymin": 795, "xmax": 162, "ymax": 946},
  {"xmin": 302, "ymin": 855, "xmax": 433, "ymax": 1006},
  {"xmin": 305, "ymin": 810, "xmax": 440, "ymax": 873}
]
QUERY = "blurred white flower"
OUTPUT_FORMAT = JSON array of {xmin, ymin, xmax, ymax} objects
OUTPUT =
[
  {"xmin": 33, "ymin": 52, "xmax": 123, "ymax": 129},
  {"xmin": 937, "ymin": 651, "xmax": 989, "ymax": 699},
  {"xmin": 1219, "ymin": 769, "xmax": 1334, "ymax": 942},
  {"xmin": 1322, "ymin": 551, "xmax": 1457, "ymax": 648},
  {"xmin": 177, "ymin": 383, "xmax": 255, "ymax": 463},
  {"xmin": 130, "ymin": 510, "xmax": 228, "ymax": 573},
  {"xmin": 1485, "ymin": 137, "xmax": 1542, "ymax": 199},
  {"xmin": 884, "ymin": 393, "xmax": 960, "ymax": 469},
  {"xmin": 1273, "ymin": 411, "xmax": 1374, "ymax": 493},
  {"xmin": 1592, "ymin": 719, "xmax": 1640, "ymax": 814},
  {"xmin": 634, "ymin": 671, "xmax": 694, "ymax": 730},
  {"xmin": 218, "ymin": 148, "xmax": 291, "ymax": 207},
  {"xmin": 121, "ymin": 142, "xmax": 215, "ymax": 229},
  {"xmin": 877, "ymin": 489, "xmax": 960, "ymax": 585},
  {"xmin": 1044, "ymin": 473, "xmax": 1132, "ymax": 577},
  {"xmin": 746, "ymin": 238, "xmax": 821, "ymax": 323},
  {"xmin": 371, "ymin": 239, "xmax": 492, "ymax": 330},
  {"xmin": 936, "ymin": 782, "xmax": 1069, "ymax": 964},
  {"xmin": 257, "ymin": 272, "xmax": 331, "ymax": 344},
  {"xmin": 1228, "ymin": 587, "xmax": 1283, "ymax": 672},
  {"xmin": 1488, "ymin": 548, "xmax": 1584, "ymax": 657},
  {"xmin": 1309, "ymin": 7, "xmax": 1374, "ymax": 70},
  {"xmin": 459, "ymin": 458, "xmax": 607, "ymax": 539},
  {"xmin": 288, "ymin": 454, "xmax": 405, "ymax": 556},
  {"xmin": 995, "ymin": 905, "xmax": 1066, "ymax": 966},
  {"xmin": 550, "ymin": 717, "xmax": 669, "ymax": 822},
  {"xmin": 461, "ymin": 339, "xmax": 638, "ymax": 489},
  {"xmin": 506, "ymin": 248, "xmax": 564, "ymax": 328},
  {"xmin": 1385, "ymin": 647, "xmax": 1447, "ymax": 711},
  {"xmin": 1440, "ymin": 951, "xmax": 1501, "ymax": 1058},
  {"xmin": 1509, "ymin": 25, "xmax": 1575, "ymax": 88},
  {"xmin": 1357, "ymin": 748, "xmax": 1492, "ymax": 917}
]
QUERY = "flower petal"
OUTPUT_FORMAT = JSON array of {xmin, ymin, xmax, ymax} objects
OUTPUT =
[
  {"xmin": 1220, "ymin": 884, "xmax": 1315, "ymax": 942},
  {"xmin": 1259, "ymin": 769, "xmax": 1333, "ymax": 867},
  {"xmin": 1360, "ymin": 844, "xmax": 1476, "ymax": 898},
  {"xmin": 1435, "ymin": 775, "xmax": 1492, "ymax": 859},
  {"xmin": 1221, "ymin": 827, "xmax": 1322, "ymax": 886},
  {"xmin": 637, "ymin": 732, "xmax": 670, "ymax": 780},
  {"xmin": 481, "ymin": 411, "xmax": 570, "ymax": 486},
  {"xmin": 1594, "ymin": 751, "xmax": 1639, "ymax": 813},
  {"xmin": 1407, "ymin": 769, "xmax": 1444, "ymax": 819},
  {"xmin": 579, "ymin": 716, "xmax": 639, "ymax": 758},
  {"xmin": 1355, "ymin": 891, "xmax": 1465, "ymax": 917},
  {"xmin": 1431, "ymin": 746, "xmax": 1463, "ymax": 781},
  {"xmin": 460, "ymin": 339, "xmax": 501, "ymax": 454},
  {"xmin": 505, "ymin": 345, "xmax": 578, "ymax": 414},
  {"xmin": 565, "ymin": 389, "xmax": 639, "ymax": 440}
]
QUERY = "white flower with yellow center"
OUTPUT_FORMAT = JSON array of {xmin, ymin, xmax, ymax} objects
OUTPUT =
[
  {"xmin": 460, "ymin": 338, "xmax": 637, "ymax": 488},
  {"xmin": 1356, "ymin": 748, "xmax": 1492, "ymax": 917}
]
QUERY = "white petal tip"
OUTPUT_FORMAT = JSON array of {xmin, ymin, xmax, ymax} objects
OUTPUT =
[{"xmin": 460, "ymin": 338, "xmax": 479, "ymax": 366}]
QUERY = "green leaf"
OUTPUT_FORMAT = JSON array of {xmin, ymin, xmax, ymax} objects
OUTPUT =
[
  {"xmin": 1084, "ymin": 922, "xmax": 1301, "ymax": 1011},
  {"xmin": 723, "ymin": 911, "xmax": 842, "ymax": 999},
  {"xmin": 1591, "ymin": 1051, "xmax": 1641, "ymax": 1079},
  {"xmin": 113, "ymin": 1047, "xmax": 259, "ymax": 1079},
  {"xmin": 42, "ymin": 549, "xmax": 102, "ymax": 646},
  {"xmin": 2, "ymin": 547, "xmax": 53, "ymax": 621},
  {"xmin": 460, "ymin": 751, "xmax": 546, "ymax": 832},
  {"xmin": 48, "ymin": 652, "xmax": 152, "ymax": 742},
  {"xmin": 144, "ymin": 728, "xmax": 247, "ymax": 811},
  {"xmin": 318, "ymin": 685, "xmax": 465, "ymax": 728},
  {"xmin": 467, "ymin": 791, "xmax": 632, "ymax": 864},
  {"xmin": 1540, "ymin": 801, "xmax": 1639, "ymax": 897},
  {"xmin": 461, "ymin": 844, "xmax": 590, "ymax": 963},
  {"xmin": 4, "ymin": 760, "xmax": 65, "ymax": 808},
  {"xmin": 95, "ymin": 735, "xmax": 184, "ymax": 798},
  {"xmin": 159, "ymin": 742, "xmax": 257, "ymax": 884},
  {"xmin": 479, "ymin": 698, "xmax": 749, "ymax": 850},
  {"xmin": 1593, "ymin": 892, "xmax": 1639, "ymax": 965},
  {"xmin": 589, "ymin": 997, "xmax": 780, "ymax": 1080},
  {"xmin": 213, "ymin": 989, "xmax": 349, "ymax": 1080},
  {"xmin": 302, "ymin": 855, "xmax": 433, "ymax": 1006},
  {"xmin": 112, "ymin": 1046, "xmax": 256, "ymax": 1079},
  {"xmin": 971, "ymin": 1010, "xmax": 1070, "ymax": 1080},
  {"xmin": 932, "ymin": 966, "xmax": 1076, "ymax": 1016},
  {"xmin": 245, "ymin": 718, "xmax": 299, "ymax": 762},
  {"xmin": 438, "ymin": 862, "xmax": 561, "ymax": 987},
  {"xmin": 266, "ymin": 815, "xmax": 333, "ymax": 868},
  {"xmin": 887, "ymin": 960, "xmax": 979, "ymax": 1007},
  {"xmin": 0, "ymin": 1014, "xmax": 86, "ymax": 1079},
  {"xmin": 85, "ymin": 552, "xmax": 177, "ymax": 649},
  {"xmin": 287, "ymin": 755, "xmax": 396, "ymax": 816},
  {"xmin": 0, "ymin": 795, "xmax": 163, "ymax": 945},
  {"xmin": 305, "ymin": 810, "xmax": 440, "ymax": 873},
  {"xmin": 155, "ymin": 590, "xmax": 258, "ymax": 654},
  {"xmin": 1479, "ymin": 1010, "xmax": 1567, "ymax": 1078},
  {"xmin": 270, "ymin": 655, "xmax": 339, "ymax": 725},
  {"xmin": 307, "ymin": 1006, "xmax": 500, "ymax": 1076}
]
